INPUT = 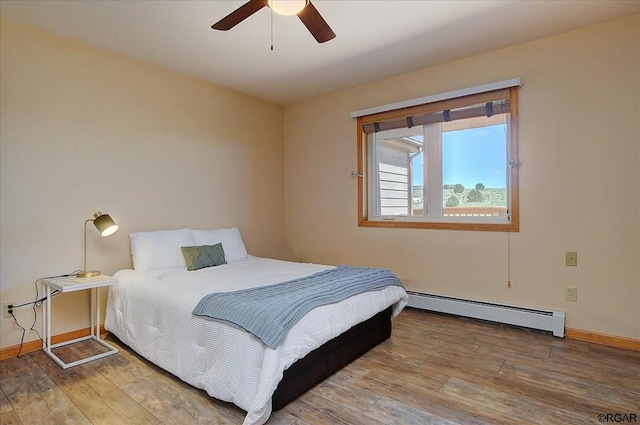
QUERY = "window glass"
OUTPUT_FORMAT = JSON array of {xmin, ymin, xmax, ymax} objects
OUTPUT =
[{"xmin": 357, "ymin": 87, "xmax": 519, "ymax": 231}]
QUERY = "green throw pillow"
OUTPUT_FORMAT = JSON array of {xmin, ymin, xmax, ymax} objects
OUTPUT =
[{"xmin": 181, "ymin": 243, "xmax": 226, "ymax": 271}]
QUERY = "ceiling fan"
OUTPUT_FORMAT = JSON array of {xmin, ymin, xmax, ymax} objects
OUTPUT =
[{"xmin": 212, "ymin": 0, "xmax": 336, "ymax": 44}]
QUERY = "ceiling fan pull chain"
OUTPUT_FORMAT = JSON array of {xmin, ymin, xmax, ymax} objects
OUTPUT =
[{"xmin": 270, "ymin": 8, "xmax": 274, "ymax": 51}]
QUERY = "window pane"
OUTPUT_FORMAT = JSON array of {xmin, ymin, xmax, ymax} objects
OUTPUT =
[
  {"xmin": 411, "ymin": 151, "xmax": 424, "ymax": 215},
  {"xmin": 373, "ymin": 131, "xmax": 422, "ymax": 216},
  {"xmin": 442, "ymin": 122, "xmax": 508, "ymax": 217},
  {"xmin": 358, "ymin": 85, "xmax": 519, "ymax": 231}
]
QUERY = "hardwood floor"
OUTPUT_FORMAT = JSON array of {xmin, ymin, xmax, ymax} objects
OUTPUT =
[{"xmin": 1, "ymin": 308, "xmax": 638, "ymax": 424}]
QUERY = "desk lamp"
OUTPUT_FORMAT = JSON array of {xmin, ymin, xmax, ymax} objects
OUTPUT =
[{"xmin": 77, "ymin": 212, "xmax": 119, "ymax": 278}]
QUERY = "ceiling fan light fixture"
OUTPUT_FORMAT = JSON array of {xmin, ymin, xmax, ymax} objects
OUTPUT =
[
  {"xmin": 267, "ymin": 0, "xmax": 308, "ymax": 16},
  {"xmin": 212, "ymin": 0, "xmax": 335, "ymax": 44}
]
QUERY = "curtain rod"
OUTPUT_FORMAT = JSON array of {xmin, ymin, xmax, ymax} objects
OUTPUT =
[{"xmin": 350, "ymin": 78, "xmax": 523, "ymax": 119}]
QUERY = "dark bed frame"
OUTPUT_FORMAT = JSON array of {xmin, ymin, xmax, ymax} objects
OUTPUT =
[{"xmin": 271, "ymin": 306, "xmax": 393, "ymax": 410}]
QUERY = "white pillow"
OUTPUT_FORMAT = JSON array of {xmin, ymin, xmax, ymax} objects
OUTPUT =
[
  {"xmin": 191, "ymin": 227, "xmax": 248, "ymax": 263},
  {"xmin": 130, "ymin": 228, "xmax": 196, "ymax": 271}
]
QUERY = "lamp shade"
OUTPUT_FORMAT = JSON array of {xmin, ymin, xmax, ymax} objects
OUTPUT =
[
  {"xmin": 77, "ymin": 211, "xmax": 119, "ymax": 278},
  {"xmin": 267, "ymin": 0, "xmax": 308, "ymax": 16},
  {"xmin": 93, "ymin": 212, "xmax": 119, "ymax": 237}
]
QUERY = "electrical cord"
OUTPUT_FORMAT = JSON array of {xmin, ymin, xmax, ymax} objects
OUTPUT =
[{"xmin": 10, "ymin": 270, "xmax": 81, "ymax": 358}]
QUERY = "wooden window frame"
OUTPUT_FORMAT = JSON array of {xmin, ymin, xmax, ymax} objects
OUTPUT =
[{"xmin": 356, "ymin": 87, "xmax": 520, "ymax": 232}]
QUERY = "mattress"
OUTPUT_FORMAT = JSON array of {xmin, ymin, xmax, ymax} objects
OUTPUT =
[{"xmin": 105, "ymin": 256, "xmax": 408, "ymax": 425}]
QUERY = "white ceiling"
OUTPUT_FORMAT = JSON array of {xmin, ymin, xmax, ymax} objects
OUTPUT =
[{"xmin": 1, "ymin": 0, "xmax": 638, "ymax": 105}]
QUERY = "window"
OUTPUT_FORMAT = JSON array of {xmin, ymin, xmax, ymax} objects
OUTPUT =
[{"xmin": 354, "ymin": 82, "xmax": 520, "ymax": 231}]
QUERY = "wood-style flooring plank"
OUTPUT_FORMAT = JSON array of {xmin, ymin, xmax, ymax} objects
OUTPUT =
[
  {"xmin": 547, "ymin": 345, "xmax": 640, "ymax": 379},
  {"xmin": 421, "ymin": 355, "xmax": 602, "ymax": 419},
  {"xmin": 310, "ymin": 374, "xmax": 381, "ymax": 415},
  {"xmin": 286, "ymin": 390, "xmax": 384, "ymax": 425},
  {"xmin": 0, "ymin": 385, "xmax": 13, "ymax": 414},
  {"xmin": 441, "ymin": 376, "xmax": 590, "ymax": 425},
  {"xmin": 35, "ymin": 354, "xmax": 132, "ymax": 425},
  {"xmin": 499, "ymin": 361, "xmax": 640, "ymax": 411},
  {"xmin": 355, "ymin": 372, "xmax": 510, "ymax": 425},
  {"xmin": 1, "ymin": 356, "xmax": 90, "ymax": 425},
  {"xmin": 0, "ymin": 409, "xmax": 22, "ymax": 425},
  {"xmin": 67, "ymin": 362, "xmax": 159, "ymax": 425},
  {"xmin": 363, "ymin": 395, "xmax": 460, "ymax": 425},
  {"xmin": 1, "ymin": 308, "xmax": 639, "ymax": 425}
]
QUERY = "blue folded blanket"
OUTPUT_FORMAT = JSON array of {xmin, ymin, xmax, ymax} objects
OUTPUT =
[{"xmin": 192, "ymin": 265, "xmax": 403, "ymax": 349}]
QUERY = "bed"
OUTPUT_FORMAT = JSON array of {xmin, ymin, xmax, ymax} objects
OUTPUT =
[{"xmin": 105, "ymin": 227, "xmax": 408, "ymax": 425}]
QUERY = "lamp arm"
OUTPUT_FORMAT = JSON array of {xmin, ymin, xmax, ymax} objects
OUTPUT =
[{"xmin": 83, "ymin": 218, "xmax": 94, "ymax": 273}]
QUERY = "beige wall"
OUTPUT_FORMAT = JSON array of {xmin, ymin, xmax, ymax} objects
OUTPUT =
[
  {"xmin": 1, "ymin": 15, "xmax": 638, "ymax": 351},
  {"xmin": 284, "ymin": 15, "xmax": 640, "ymax": 339},
  {"xmin": 0, "ymin": 20, "xmax": 287, "ymax": 349}
]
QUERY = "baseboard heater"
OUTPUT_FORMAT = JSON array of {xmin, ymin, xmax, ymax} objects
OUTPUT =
[{"xmin": 406, "ymin": 291, "xmax": 565, "ymax": 337}]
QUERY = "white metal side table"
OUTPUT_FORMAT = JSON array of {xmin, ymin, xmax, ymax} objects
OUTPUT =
[{"xmin": 41, "ymin": 275, "xmax": 118, "ymax": 368}]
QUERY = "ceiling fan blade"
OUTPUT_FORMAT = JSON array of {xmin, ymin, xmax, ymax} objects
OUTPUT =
[
  {"xmin": 212, "ymin": 0, "xmax": 266, "ymax": 31},
  {"xmin": 297, "ymin": 1, "xmax": 336, "ymax": 43}
]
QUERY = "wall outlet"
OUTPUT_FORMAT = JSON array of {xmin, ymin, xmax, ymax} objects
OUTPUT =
[
  {"xmin": 565, "ymin": 286, "xmax": 577, "ymax": 302},
  {"xmin": 565, "ymin": 251, "xmax": 578, "ymax": 267},
  {"xmin": 3, "ymin": 301, "xmax": 15, "ymax": 318}
]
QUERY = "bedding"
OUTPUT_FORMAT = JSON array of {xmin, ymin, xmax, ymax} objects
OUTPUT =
[
  {"xmin": 129, "ymin": 227, "xmax": 248, "ymax": 271},
  {"xmin": 193, "ymin": 265, "xmax": 403, "ymax": 348},
  {"xmin": 191, "ymin": 227, "xmax": 248, "ymax": 262},
  {"xmin": 105, "ymin": 256, "xmax": 407, "ymax": 425},
  {"xmin": 181, "ymin": 243, "xmax": 227, "ymax": 270},
  {"xmin": 129, "ymin": 228, "xmax": 195, "ymax": 271}
]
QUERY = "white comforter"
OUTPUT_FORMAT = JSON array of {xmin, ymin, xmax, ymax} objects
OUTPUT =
[{"xmin": 105, "ymin": 257, "xmax": 408, "ymax": 425}]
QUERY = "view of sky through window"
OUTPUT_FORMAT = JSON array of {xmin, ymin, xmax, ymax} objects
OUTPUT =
[{"xmin": 411, "ymin": 124, "xmax": 507, "ymax": 188}]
